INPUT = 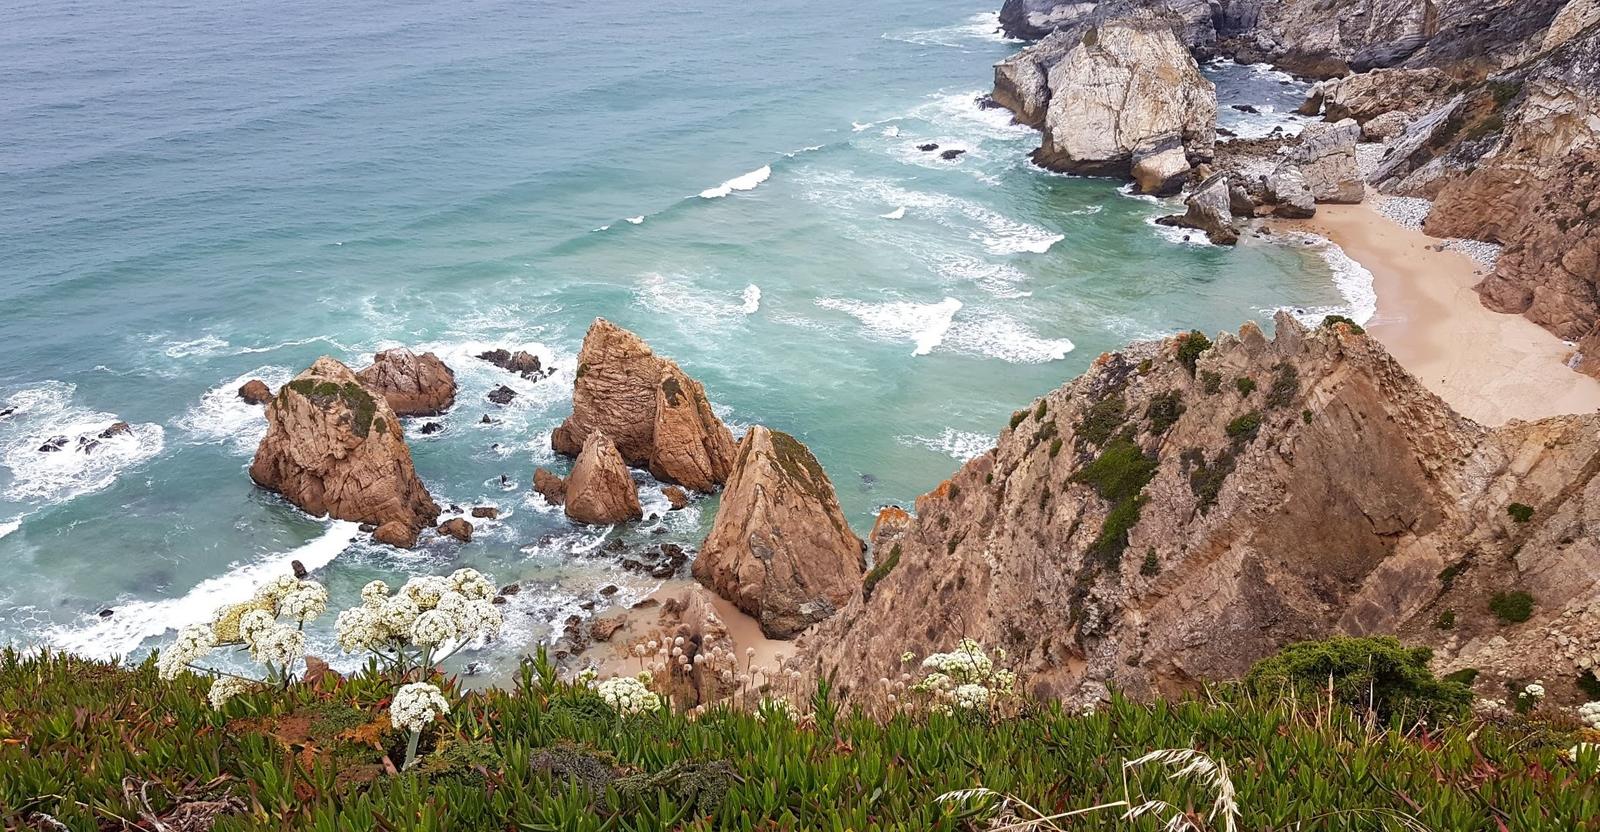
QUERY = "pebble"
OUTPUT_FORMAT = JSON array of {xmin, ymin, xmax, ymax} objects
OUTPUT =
[{"xmin": 1370, "ymin": 194, "xmax": 1502, "ymax": 270}]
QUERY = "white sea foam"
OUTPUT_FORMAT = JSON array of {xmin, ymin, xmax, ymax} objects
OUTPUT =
[
  {"xmin": 1146, "ymin": 215, "xmax": 1215, "ymax": 248},
  {"xmin": 46, "ymin": 521, "xmax": 360, "ymax": 659},
  {"xmin": 816, "ymin": 297, "xmax": 963, "ymax": 356},
  {"xmin": 800, "ymin": 171, "xmax": 1062, "ymax": 255},
  {"xmin": 175, "ymin": 366, "xmax": 294, "ymax": 453},
  {"xmin": 881, "ymin": 206, "xmax": 907, "ymax": 220},
  {"xmin": 883, "ymin": 12, "xmax": 1020, "ymax": 47},
  {"xmin": 161, "ymin": 334, "xmax": 231, "ymax": 359},
  {"xmin": 785, "ymin": 144, "xmax": 826, "ymax": 157},
  {"xmin": 904, "ymin": 91, "xmax": 1035, "ymax": 142},
  {"xmin": 945, "ymin": 312, "xmax": 1075, "ymax": 363},
  {"xmin": 0, "ymin": 382, "xmax": 165, "ymax": 505},
  {"xmin": 852, "ymin": 121, "xmax": 873, "ymax": 132},
  {"xmin": 626, "ymin": 215, "xmax": 644, "ymax": 224},
  {"xmin": 1301, "ymin": 234, "xmax": 1378, "ymax": 325},
  {"xmin": 698, "ymin": 165, "xmax": 771, "ymax": 199},
  {"xmin": 634, "ymin": 273, "xmax": 763, "ymax": 324},
  {"xmin": 881, "ymin": 125, "xmax": 901, "ymax": 138},
  {"xmin": 0, "ymin": 518, "xmax": 19, "ymax": 540},
  {"xmin": 899, "ymin": 428, "xmax": 993, "ymax": 461}
]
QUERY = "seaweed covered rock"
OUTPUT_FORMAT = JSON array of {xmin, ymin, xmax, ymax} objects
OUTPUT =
[
  {"xmin": 552, "ymin": 319, "xmax": 736, "ymax": 493},
  {"xmin": 694, "ymin": 426, "xmax": 865, "ymax": 639},
  {"xmin": 250, "ymin": 357, "xmax": 440, "ymax": 546},
  {"xmin": 801, "ymin": 314, "xmax": 1600, "ymax": 706},
  {"xmin": 355, "ymin": 348, "xmax": 457, "ymax": 417}
]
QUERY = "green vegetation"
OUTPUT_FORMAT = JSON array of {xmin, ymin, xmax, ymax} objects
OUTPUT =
[
  {"xmin": 1136, "ymin": 358, "xmax": 1153, "ymax": 374},
  {"xmin": 1009, "ymin": 409, "xmax": 1028, "ymax": 430},
  {"xmin": 863, "ymin": 544, "xmax": 901, "ymax": 600},
  {"xmin": 1507, "ymin": 502, "xmax": 1535, "ymax": 523},
  {"xmin": 1490, "ymin": 590, "xmax": 1535, "ymax": 624},
  {"xmin": 1266, "ymin": 363, "xmax": 1299, "ymax": 410},
  {"xmin": 1438, "ymin": 561, "xmax": 1469, "ymax": 590},
  {"xmin": 7, "ymin": 646, "xmax": 1597, "ymax": 831},
  {"xmin": 1048, "ymin": 437, "xmax": 1063, "ymax": 458},
  {"xmin": 1234, "ymin": 377, "xmax": 1256, "ymax": 397},
  {"xmin": 1034, "ymin": 400, "xmax": 1048, "ymax": 420},
  {"xmin": 1435, "ymin": 609, "xmax": 1457, "ymax": 630},
  {"xmin": 1201, "ymin": 370, "xmax": 1223, "ymax": 395},
  {"xmin": 1320, "ymin": 315, "xmax": 1365, "ymax": 335},
  {"xmin": 1140, "ymin": 548, "xmax": 1160, "ymax": 577},
  {"xmin": 1245, "ymin": 636, "xmax": 1473, "ymax": 723},
  {"xmin": 1183, "ymin": 446, "xmax": 1238, "ymax": 515},
  {"xmin": 1076, "ymin": 394, "xmax": 1126, "ymax": 449},
  {"xmin": 1175, "ymin": 330, "xmax": 1212, "ymax": 375},
  {"xmin": 1443, "ymin": 668, "xmax": 1479, "ymax": 687},
  {"xmin": 1071, "ymin": 437, "xmax": 1159, "ymax": 564},
  {"xmin": 1488, "ymin": 78, "xmax": 1523, "ymax": 107},
  {"xmin": 1302, "ymin": 409, "xmax": 1313, "ymax": 425},
  {"xmin": 1225, "ymin": 411, "xmax": 1262, "ymax": 442},
  {"xmin": 286, "ymin": 379, "xmax": 381, "ymax": 437},
  {"xmin": 1144, "ymin": 391, "xmax": 1184, "ymax": 435}
]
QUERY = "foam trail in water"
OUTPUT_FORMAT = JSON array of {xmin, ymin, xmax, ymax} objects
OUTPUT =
[
  {"xmin": 816, "ymin": 297, "xmax": 963, "ymax": 356},
  {"xmin": 740, "ymin": 284, "xmax": 762, "ymax": 314},
  {"xmin": 899, "ymin": 428, "xmax": 993, "ymax": 461},
  {"xmin": 0, "ymin": 518, "xmax": 19, "ymax": 539},
  {"xmin": 698, "ymin": 165, "xmax": 771, "ymax": 199},
  {"xmin": 45, "ymin": 521, "xmax": 361, "ymax": 659},
  {"xmin": 175, "ymin": 366, "xmax": 294, "ymax": 454},
  {"xmin": 882, "ymin": 12, "xmax": 1020, "ymax": 47},
  {"xmin": 626, "ymin": 216, "xmax": 644, "ymax": 224},
  {"xmin": 881, "ymin": 206, "xmax": 907, "ymax": 220},
  {"xmin": 1296, "ymin": 233, "xmax": 1377, "ymax": 324},
  {"xmin": 946, "ymin": 313, "xmax": 1075, "ymax": 363},
  {"xmin": 0, "ymin": 382, "xmax": 165, "ymax": 505},
  {"xmin": 635, "ymin": 273, "xmax": 763, "ymax": 324}
]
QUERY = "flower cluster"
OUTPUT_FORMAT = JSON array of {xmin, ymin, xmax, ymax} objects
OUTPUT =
[
  {"xmin": 334, "ymin": 569, "xmax": 502, "ymax": 655},
  {"xmin": 1523, "ymin": 681, "xmax": 1546, "ymax": 700},
  {"xmin": 596, "ymin": 674, "xmax": 663, "ymax": 715},
  {"xmin": 157, "ymin": 624, "xmax": 218, "ymax": 681},
  {"xmin": 905, "ymin": 640, "xmax": 1017, "ymax": 714},
  {"xmin": 1579, "ymin": 701, "xmax": 1600, "ymax": 730},
  {"xmin": 391, "ymin": 682, "xmax": 450, "ymax": 733},
  {"xmin": 207, "ymin": 675, "xmax": 257, "ymax": 711}
]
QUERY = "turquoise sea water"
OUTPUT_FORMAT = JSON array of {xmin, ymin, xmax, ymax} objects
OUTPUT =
[{"xmin": 0, "ymin": 0, "xmax": 1364, "ymax": 673}]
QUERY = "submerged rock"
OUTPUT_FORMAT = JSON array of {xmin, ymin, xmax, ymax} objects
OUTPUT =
[
  {"xmin": 477, "ymin": 348, "xmax": 548, "ymax": 380},
  {"xmin": 249, "ymin": 357, "xmax": 440, "ymax": 547},
  {"xmin": 355, "ymin": 348, "xmax": 456, "ymax": 417},
  {"xmin": 486, "ymin": 385, "xmax": 518, "ymax": 405},
  {"xmin": 693, "ymin": 426, "xmax": 865, "ymax": 639}
]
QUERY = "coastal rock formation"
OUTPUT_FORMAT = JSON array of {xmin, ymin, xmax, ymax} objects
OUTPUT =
[
  {"xmin": 249, "ymin": 357, "xmax": 440, "ymax": 547},
  {"xmin": 799, "ymin": 315, "xmax": 1600, "ymax": 706},
  {"xmin": 868, "ymin": 505, "xmax": 912, "ymax": 559},
  {"xmin": 437, "ymin": 517, "xmax": 473, "ymax": 543},
  {"xmin": 693, "ymin": 426, "xmax": 865, "ymax": 639},
  {"xmin": 1308, "ymin": 68, "xmax": 1459, "ymax": 124},
  {"xmin": 999, "ymin": 0, "xmax": 1219, "ymax": 49},
  {"xmin": 1279, "ymin": 119, "xmax": 1364, "ymax": 204},
  {"xmin": 1156, "ymin": 173, "xmax": 1239, "ymax": 245},
  {"xmin": 1029, "ymin": 15, "xmax": 1216, "ymax": 187},
  {"xmin": 533, "ymin": 468, "xmax": 567, "ymax": 505},
  {"xmin": 563, "ymin": 431, "xmax": 642, "ymax": 526},
  {"xmin": 477, "ymin": 348, "xmax": 548, "ymax": 380},
  {"xmin": 355, "ymin": 348, "xmax": 457, "ymax": 417},
  {"xmin": 552, "ymin": 319, "xmax": 737, "ymax": 492},
  {"xmin": 238, "ymin": 379, "xmax": 273, "ymax": 405}
]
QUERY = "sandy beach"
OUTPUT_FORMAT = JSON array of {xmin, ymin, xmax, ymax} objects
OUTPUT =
[{"xmin": 1276, "ymin": 202, "xmax": 1600, "ymax": 425}]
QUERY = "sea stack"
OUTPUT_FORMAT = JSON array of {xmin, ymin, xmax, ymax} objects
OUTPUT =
[
  {"xmin": 249, "ymin": 357, "xmax": 440, "ymax": 547},
  {"xmin": 693, "ymin": 426, "xmax": 865, "ymax": 639},
  {"xmin": 355, "ymin": 347, "xmax": 458, "ymax": 417},
  {"xmin": 552, "ymin": 318, "xmax": 737, "ymax": 493}
]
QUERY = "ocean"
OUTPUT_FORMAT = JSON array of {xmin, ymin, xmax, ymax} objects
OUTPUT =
[{"xmin": 0, "ymin": 0, "xmax": 1367, "ymax": 675}]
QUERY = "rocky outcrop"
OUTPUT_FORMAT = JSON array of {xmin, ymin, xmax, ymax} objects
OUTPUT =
[
  {"xmin": 437, "ymin": 518, "xmax": 473, "ymax": 543},
  {"xmin": 552, "ymin": 319, "xmax": 737, "ymax": 493},
  {"xmin": 249, "ymin": 357, "xmax": 440, "ymax": 547},
  {"xmin": 693, "ymin": 426, "xmax": 865, "ymax": 639},
  {"xmin": 563, "ymin": 431, "xmax": 642, "ymax": 526},
  {"xmin": 533, "ymin": 468, "xmax": 567, "ymax": 505},
  {"xmin": 1263, "ymin": 165, "xmax": 1317, "ymax": 217},
  {"xmin": 355, "ymin": 348, "xmax": 457, "ymax": 417},
  {"xmin": 868, "ymin": 505, "xmax": 912, "ymax": 559},
  {"xmin": 1029, "ymin": 15, "xmax": 1216, "ymax": 189},
  {"xmin": 238, "ymin": 380, "xmax": 272, "ymax": 405},
  {"xmin": 1279, "ymin": 119, "xmax": 1364, "ymax": 203},
  {"xmin": 1307, "ymin": 68, "xmax": 1460, "ymax": 124},
  {"xmin": 800, "ymin": 315, "xmax": 1600, "ymax": 706},
  {"xmin": 1156, "ymin": 173, "xmax": 1239, "ymax": 244},
  {"xmin": 477, "ymin": 348, "xmax": 549, "ymax": 380}
]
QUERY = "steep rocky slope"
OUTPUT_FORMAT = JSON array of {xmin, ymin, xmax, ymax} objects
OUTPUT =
[{"xmin": 800, "ymin": 315, "xmax": 1600, "ymax": 705}]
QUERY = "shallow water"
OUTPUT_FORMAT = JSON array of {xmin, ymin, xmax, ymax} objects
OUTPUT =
[{"xmin": 0, "ymin": 0, "xmax": 1365, "ymax": 675}]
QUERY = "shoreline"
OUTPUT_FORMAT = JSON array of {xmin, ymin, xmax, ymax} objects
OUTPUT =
[{"xmin": 1271, "ymin": 201, "xmax": 1600, "ymax": 426}]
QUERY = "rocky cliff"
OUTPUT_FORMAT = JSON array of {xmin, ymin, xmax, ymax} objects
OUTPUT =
[
  {"xmin": 250, "ymin": 357, "xmax": 440, "ymax": 546},
  {"xmin": 355, "ymin": 348, "xmax": 457, "ymax": 417},
  {"xmin": 800, "ymin": 315, "xmax": 1600, "ymax": 705},
  {"xmin": 553, "ymin": 319, "xmax": 737, "ymax": 493}
]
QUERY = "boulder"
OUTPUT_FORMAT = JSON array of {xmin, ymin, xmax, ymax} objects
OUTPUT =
[
  {"xmin": 437, "ymin": 518, "xmax": 473, "ymax": 543},
  {"xmin": 1360, "ymin": 111, "xmax": 1413, "ymax": 142},
  {"xmin": 471, "ymin": 506, "xmax": 499, "ymax": 519},
  {"xmin": 249, "ymin": 357, "xmax": 439, "ymax": 546},
  {"xmin": 1265, "ymin": 166, "xmax": 1317, "ymax": 218},
  {"xmin": 238, "ymin": 379, "xmax": 273, "ymax": 405},
  {"xmin": 533, "ymin": 468, "xmax": 567, "ymax": 505},
  {"xmin": 477, "ymin": 348, "xmax": 547, "ymax": 380},
  {"xmin": 868, "ymin": 505, "xmax": 912, "ymax": 559},
  {"xmin": 693, "ymin": 426, "xmax": 865, "ymax": 639},
  {"xmin": 355, "ymin": 348, "xmax": 457, "ymax": 417},
  {"xmin": 1281, "ymin": 119, "xmax": 1364, "ymax": 203},
  {"xmin": 662, "ymin": 486, "xmax": 689, "ymax": 510},
  {"xmin": 1156, "ymin": 173, "xmax": 1239, "ymax": 245},
  {"xmin": 486, "ymin": 385, "xmax": 517, "ymax": 405},
  {"xmin": 553, "ymin": 319, "xmax": 736, "ymax": 493},
  {"xmin": 1318, "ymin": 68, "xmax": 1458, "ymax": 124},
  {"xmin": 1228, "ymin": 181, "xmax": 1257, "ymax": 217},
  {"xmin": 98, "ymin": 422, "xmax": 132, "ymax": 439},
  {"xmin": 1031, "ymin": 16, "xmax": 1216, "ymax": 181},
  {"xmin": 655, "ymin": 584, "xmax": 739, "ymax": 707},
  {"xmin": 940, "ymin": 148, "xmax": 967, "ymax": 160},
  {"xmin": 373, "ymin": 521, "xmax": 417, "ymax": 548},
  {"xmin": 563, "ymin": 431, "xmax": 642, "ymax": 526},
  {"xmin": 1130, "ymin": 135, "xmax": 1192, "ymax": 196}
]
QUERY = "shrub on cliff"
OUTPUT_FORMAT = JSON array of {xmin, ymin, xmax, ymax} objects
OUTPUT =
[
  {"xmin": 1244, "ymin": 636, "xmax": 1472, "ymax": 723},
  {"xmin": 1490, "ymin": 590, "xmax": 1535, "ymax": 623}
]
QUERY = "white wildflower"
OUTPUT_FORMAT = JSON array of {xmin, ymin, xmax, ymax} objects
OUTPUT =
[
  {"xmin": 411, "ymin": 609, "xmax": 458, "ymax": 647},
  {"xmin": 401, "ymin": 576, "xmax": 452, "ymax": 610},
  {"xmin": 361, "ymin": 580, "xmax": 391, "ymax": 609},
  {"xmin": 376, "ymin": 595, "xmax": 421, "ymax": 637},
  {"xmin": 279, "ymin": 580, "xmax": 329, "ymax": 623},
  {"xmin": 208, "ymin": 675, "xmax": 255, "ymax": 711},
  {"xmin": 953, "ymin": 683, "xmax": 991, "ymax": 710},
  {"xmin": 390, "ymin": 682, "xmax": 450, "ymax": 733},
  {"xmin": 1578, "ymin": 701, "xmax": 1600, "ymax": 730},
  {"xmin": 237, "ymin": 609, "xmax": 275, "ymax": 644},
  {"xmin": 157, "ymin": 624, "xmax": 217, "ymax": 680},
  {"xmin": 449, "ymin": 568, "xmax": 494, "ymax": 601},
  {"xmin": 335, "ymin": 606, "xmax": 383, "ymax": 652},
  {"xmin": 252, "ymin": 574, "xmax": 299, "ymax": 608},
  {"xmin": 1524, "ymin": 681, "xmax": 1546, "ymax": 700},
  {"xmin": 246, "ymin": 622, "xmax": 305, "ymax": 667},
  {"xmin": 596, "ymin": 676, "xmax": 662, "ymax": 715}
]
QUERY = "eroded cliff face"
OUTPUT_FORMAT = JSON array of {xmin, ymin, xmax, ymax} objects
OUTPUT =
[{"xmin": 800, "ymin": 314, "xmax": 1600, "ymax": 705}]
